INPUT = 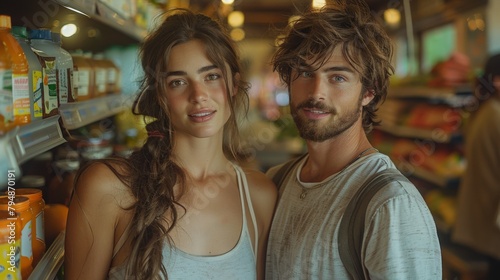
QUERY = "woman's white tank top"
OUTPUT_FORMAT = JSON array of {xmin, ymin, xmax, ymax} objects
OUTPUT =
[{"xmin": 107, "ymin": 164, "xmax": 258, "ymax": 279}]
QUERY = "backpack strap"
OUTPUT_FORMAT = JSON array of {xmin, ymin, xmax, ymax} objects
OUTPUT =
[
  {"xmin": 338, "ymin": 168, "xmax": 410, "ymax": 280},
  {"xmin": 271, "ymin": 153, "xmax": 307, "ymax": 195}
]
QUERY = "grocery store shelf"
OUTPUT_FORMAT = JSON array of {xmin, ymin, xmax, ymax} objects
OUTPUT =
[
  {"xmin": 1, "ymin": 0, "xmax": 147, "ymax": 52},
  {"xmin": 59, "ymin": 94, "xmax": 129, "ymax": 130},
  {"xmin": 7, "ymin": 115, "xmax": 66, "ymax": 165},
  {"xmin": 388, "ymin": 85, "xmax": 473, "ymax": 107},
  {"xmin": 54, "ymin": 0, "xmax": 147, "ymax": 42},
  {"xmin": 377, "ymin": 123, "xmax": 462, "ymax": 143},
  {"xmin": 28, "ymin": 231, "xmax": 65, "ymax": 280},
  {"xmin": 0, "ymin": 116, "xmax": 66, "ymax": 190},
  {"xmin": 410, "ymin": 167, "xmax": 460, "ymax": 189}
]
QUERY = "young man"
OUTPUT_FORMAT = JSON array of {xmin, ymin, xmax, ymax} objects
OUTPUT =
[{"xmin": 265, "ymin": 1, "xmax": 442, "ymax": 279}]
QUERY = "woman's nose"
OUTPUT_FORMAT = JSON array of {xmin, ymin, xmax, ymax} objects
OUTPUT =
[{"xmin": 190, "ymin": 82, "xmax": 208, "ymax": 103}]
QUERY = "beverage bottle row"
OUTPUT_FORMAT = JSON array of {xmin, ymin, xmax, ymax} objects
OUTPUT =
[
  {"xmin": 0, "ymin": 187, "xmax": 46, "ymax": 280},
  {"xmin": 0, "ymin": 14, "xmax": 121, "ymax": 135}
]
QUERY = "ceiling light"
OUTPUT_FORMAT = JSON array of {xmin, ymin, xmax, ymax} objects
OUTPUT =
[
  {"xmin": 230, "ymin": 28, "xmax": 245, "ymax": 41},
  {"xmin": 312, "ymin": 0, "xmax": 326, "ymax": 9},
  {"xmin": 228, "ymin": 11, "xmax": 244, "ymax": 27},
  {"xmin": 384, "ymin": 8, "xmax": 401, "ymax": 27},
  {"xmin": 222, "ymin": 0, "xmax": 234, "ymax": 4},
  {"xmin": 61, "ymin": 23, "xmax": 78, "ymax": 37}
]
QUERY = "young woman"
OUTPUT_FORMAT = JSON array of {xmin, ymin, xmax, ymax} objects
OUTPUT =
[{"xmin": 64, "ymin": 10, "xmax": 277, "ymax": 280}]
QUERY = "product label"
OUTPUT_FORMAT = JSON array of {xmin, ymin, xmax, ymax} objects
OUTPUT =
[
  {"xmin": 95, "ymin": 68, "xmax": 106, "ymax": 94},
  {"xmin": 78, "ymin": 69, "xmax": 91, "ymax": 97},
  {"xmin": 0, "ymin": 238, "xmax": 21, "ymax": 280},
  {"xmin": 58, "ymin": 67, "xmax": 74, "ymax": 104},
  {"xmin": 70, "ymin": 68, "xmax": 76, "ymax": 101},
  {"xmin": 0, "ymin": 69, "xmax": 12, "ymax": 90},
  {"xmin": 108, "ymin": 68, "xmax": 117, "ymax": 83},
  {"xmin": 0, "ymin": 69, "xmax": 13, "ymax": 127},
  {"xmin": 36, "ymin": 211, "xmax": 45, "ymax": 242},
  {"xmin": 12, "ymin": 73, "xmax": 30, "ymax": 123},
  {"xmin": 38, "ymin": 56, "xmax": 58, "ymax": 117},
  {"xmin": 20, "ymin": 220, "xmax": 33, "ymax": 260},
  {"xmin": 0, "ymin": 90, "xmax": 13, "ymax": 126},
  {"xmin": 32, "ymin": 70, "xmax": 43, "ymax": 118}
]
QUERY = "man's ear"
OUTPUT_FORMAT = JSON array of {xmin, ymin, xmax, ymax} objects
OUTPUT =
[{"xmin": 361, "ymin": 89, "xmax": 375, "ymax": 106}]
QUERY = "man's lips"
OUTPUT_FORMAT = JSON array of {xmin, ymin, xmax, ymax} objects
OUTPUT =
[{"xmin": 302, "ymin": 107, "xmax": 330, "ymax": 119}]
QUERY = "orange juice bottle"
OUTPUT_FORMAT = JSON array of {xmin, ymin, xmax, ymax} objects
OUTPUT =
[
  {"xmin": 0, "ymin": 196, "xmax": 33, "ymax": 279},
  {"xmin": 0, "ymin": 17, "xmax": 14, "ymax": 135},
  {"xmin": 12, "ymin": 26, "xmax": 43, "ymax": 122},
  {"xmin": 0, "ymin": 15, "xmax": 30, "ymax": 127},
  {"xmin": 14, "ymin": 188, "xmax": 45, "ymax": 267},
  {"xmin": 0, "ymin": 42, "xmax": 13, "ymax": 134},
  {"xmin": 0, "ymin": 210, "xmax": 21, "ymax": 280}
]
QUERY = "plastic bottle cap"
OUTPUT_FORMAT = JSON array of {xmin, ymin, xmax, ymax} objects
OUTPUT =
[
  {"xmin": 20, "ymin": 175, "xmax": 46, "ymax": 188},
  {"xmin": 0, "ymin": 15, "xmax": 11, "ymax": 29},
  {"xmin": 52, "ymin": 32, "xmax": 61, "ymax": 44},
  {"xmin": 11, "ymin": 26, "xmax": 28, "ymax": 38},
  {"xmin": 30, "ymin": 29, "xmax": 52, "ymax": 40},
  {"xmin": 55, "ymin": 159, "xmax": 81, "ymax": 171}
]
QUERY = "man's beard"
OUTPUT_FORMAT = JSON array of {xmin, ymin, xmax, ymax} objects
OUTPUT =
[{"xmin": 290, "ymin": 97, "xmax": 363, "ymax": 142}]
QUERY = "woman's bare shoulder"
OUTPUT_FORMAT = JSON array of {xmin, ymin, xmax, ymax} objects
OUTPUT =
[{"xmin": 75, "ymin": 160, "xmax": 135, "ymax": 209}]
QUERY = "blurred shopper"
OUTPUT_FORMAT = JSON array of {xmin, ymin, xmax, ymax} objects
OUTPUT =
[
  {"xmin": 453, "ymin": 53, "xmax": 500, "ymax": 279},
  {"xmin": 64, "ymin": 9, "xmax": 276, "ymax": 279},
  {"xmin": 265, "ymin": 1, "xmax": 442, "ymax": 279}
]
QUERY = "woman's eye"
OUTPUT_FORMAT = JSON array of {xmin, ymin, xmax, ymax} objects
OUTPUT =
[
  {"xmin": 206, "ymin": 73, "xmax": 221, "ymax": 81},
  {"xmin": 169, "ymin": 80, "xmax": 186, "ymax": 87}
]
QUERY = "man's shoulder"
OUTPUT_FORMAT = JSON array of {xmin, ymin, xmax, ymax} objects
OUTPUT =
[{"xmin": 265, "ymin": 154, "xmax": 307, "ymax": 179}]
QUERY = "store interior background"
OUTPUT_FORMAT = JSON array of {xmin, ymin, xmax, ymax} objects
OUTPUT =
[{"xmin": 2, "ymin": 0, "xmax": 500, "ymax": 279}]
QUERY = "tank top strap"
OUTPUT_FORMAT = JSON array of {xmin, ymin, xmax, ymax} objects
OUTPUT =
[
  {"xmin": 112, "ymin": 221, "xmax": 132, "ymax": 259},
  {"xmin": 233, "ymin": 164, "xmax": 259, "ymax": 259}
]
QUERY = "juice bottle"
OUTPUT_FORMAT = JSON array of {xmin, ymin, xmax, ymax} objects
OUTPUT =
[
  {"xmin": 89, "ymin": 53, "xmax": 107, "ymax": 97},
  {"xmin": 72, "ymin": 51, "xmax": 94, "ymax": 101},
  {"xmin": 29, "ymin": 30, "xmax": 58, "ymax": 118},
  {"xmin": 0, "ymin": 210, "xmax": 21, "ymax": 280},
  {"xmin": 12, "ymin": 26, "xmax": 43, "ymax": 122},
  {"xmin": 0, "ymin": 15, "xmax": 30, "ymax": 129},
  {"xmin": 51, "ymin": 32, "xmax": 75, "ymax": 103},
  {"xmin": 14, "ymin": 188, "xmax": 46, "ymax": 267},
  {"xmin": 0, "ymin": 196, "xmax": 33, "ymax": 279},
  {"xmin": 94, "ymin": 53, "xmax": 121, "ymax": 94},
  {"xmin": 0, "ymin": 29, "xmax": 13, "ymax": 135}
]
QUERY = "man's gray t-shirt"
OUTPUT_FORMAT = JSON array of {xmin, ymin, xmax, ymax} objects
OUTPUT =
[{"xmin": 266, "ymin": 153, "xmax": 441, "ymax": 280}]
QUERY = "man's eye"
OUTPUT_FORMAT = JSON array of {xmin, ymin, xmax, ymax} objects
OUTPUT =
[
  {"xmin": 332, "ymin": 76, "xmax": 346, "ymax": 82},
  {"xmin": 300, "ymin": 71, "xmax": 313, "ymax": 78}
]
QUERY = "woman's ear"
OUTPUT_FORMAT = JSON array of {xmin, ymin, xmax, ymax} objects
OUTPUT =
[
  {"xmin": 361, "ymin": 89, "xmax": 375, "ymax": 106},
  {"xmin": 493, "ymin": 75, "xmax": 500, "ymax": 94},
  {"xmin": 232, "ymin": 73, "xmax": 241, "ymax": 96}
]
